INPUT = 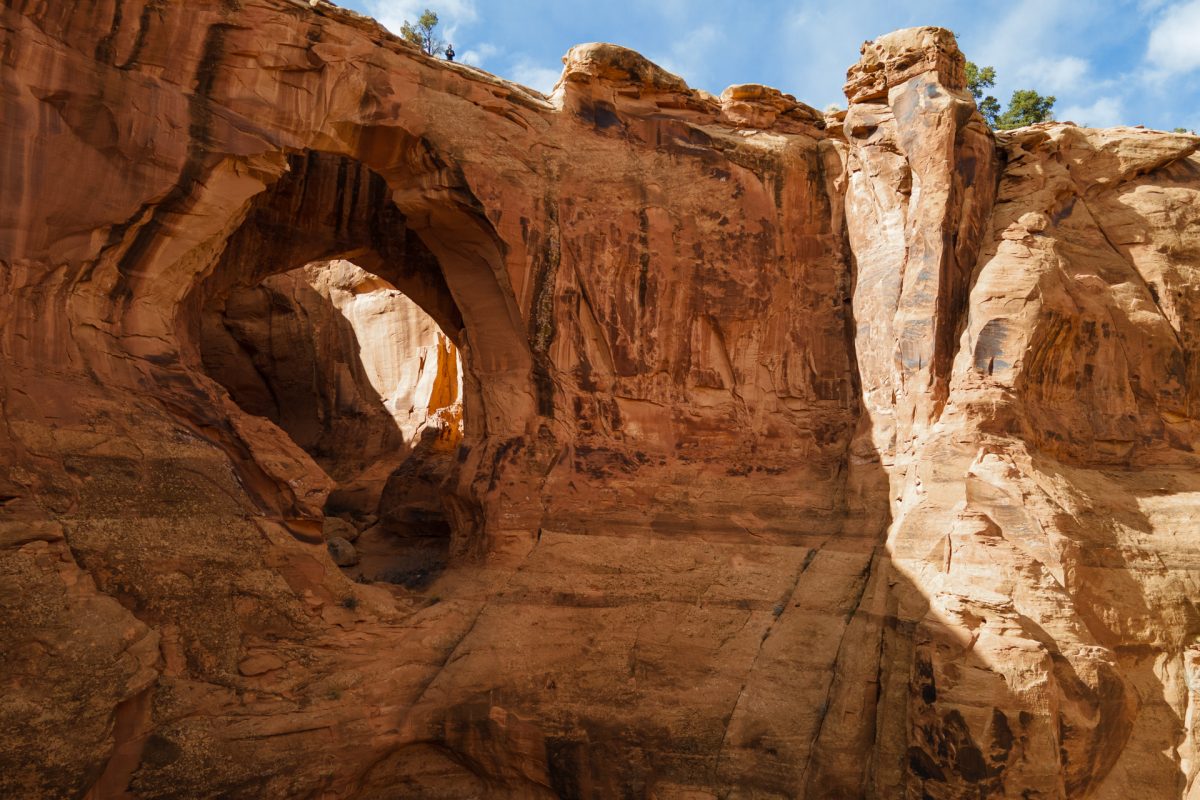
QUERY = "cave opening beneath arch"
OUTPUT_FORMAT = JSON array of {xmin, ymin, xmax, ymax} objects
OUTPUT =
[
  {"xmin": 185, "ymin": 149, "xmax": 507, "ymax": 589},
  {"xmin": 200, "ymin": 257, "xmax": 463, "ymax": 587}
]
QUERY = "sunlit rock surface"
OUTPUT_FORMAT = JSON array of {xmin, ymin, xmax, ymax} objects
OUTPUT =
[{"xmin": 2, "ymin": 2, "xmax": 1199, "ymax": 797}]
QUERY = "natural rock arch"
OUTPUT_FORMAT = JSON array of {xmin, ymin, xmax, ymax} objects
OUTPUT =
[{"xmin": 177, "ymin": 149, "xmax": 531, "ymax": 552}]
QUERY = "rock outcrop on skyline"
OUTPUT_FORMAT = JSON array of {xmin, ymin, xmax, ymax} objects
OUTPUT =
[{"xmin": 2, "ymin": 2, "xmax": 1199, "ymax": 797}]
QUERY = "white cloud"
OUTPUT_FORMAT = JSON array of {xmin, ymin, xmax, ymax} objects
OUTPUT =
[
  {"xmin": 365, "ymin": 0, "xmax": 477, "ymax": 42},
  {"xmin": 637, "ymin": 0, "xmax": 691, "ymax": 22},
  {"xmin": 1017, "ymin": 55, "xmax": 1089, "ymax": 93},
  {"xmin": 509, "ymin": 58, "xmax": 561, "ymax": 94},
  {"xmin": 648, "ymin": 24, "xmax": 720, "ymax": 87},
  {"xmin": 458, "ymin": 42, "xmax": 499, "ymax": 68},
  {"xmin": 1147, "ymin": 0, "xmax": 1200, "ymax": 74},
  {"xmin": 783, "ymin": 1, "xmax": 894, "ymax": 108},
  {"xmin": 974, "ymin": 0, "xmax": 1098, "ymax": 89},
  {"xmin": 1057, "ymin": 95, "xmax": 1124, "ymax": 127}
]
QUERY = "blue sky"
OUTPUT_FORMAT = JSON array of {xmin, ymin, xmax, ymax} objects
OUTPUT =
[{"xmin": 343, "ymin": 0, "xmax": 1200, "ymax": 131}]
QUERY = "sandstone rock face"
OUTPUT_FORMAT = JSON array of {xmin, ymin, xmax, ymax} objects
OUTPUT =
[{"xmin": 1, "ymin": 3, "xmax": 1199, "ymax": 798}]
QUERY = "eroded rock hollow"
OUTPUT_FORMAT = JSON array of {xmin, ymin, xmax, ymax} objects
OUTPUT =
[{"xmin": 2, "ymin": 3, "xmax": 1200, "ymax": 798}]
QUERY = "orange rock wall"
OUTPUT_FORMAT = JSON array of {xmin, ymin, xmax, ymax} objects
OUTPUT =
[{"xmin": 2, "ymin": 2, "xmax": 1200, "ymax": 798}]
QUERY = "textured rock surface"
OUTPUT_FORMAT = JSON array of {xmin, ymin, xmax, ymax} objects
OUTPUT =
[
  {"xmin": 1, "ymin": 3, "xmax": 1199, "ymax": 798},
  {"xmin": 202, "ymin": 259, "xmax": 462, "ymax": 479},
  {"xmin": 201, "ymin": 258, "xmax": 462, "ymax": 526}
]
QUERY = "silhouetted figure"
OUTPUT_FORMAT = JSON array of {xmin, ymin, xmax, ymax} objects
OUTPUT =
[{"xmin": 445, "ymin": 44, "xmax": 455, "ymax": 61}]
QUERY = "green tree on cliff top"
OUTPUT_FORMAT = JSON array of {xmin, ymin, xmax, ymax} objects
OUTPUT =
[
  {"xmin": 401, "ymin": 9, "xmax": 447, "ymax": 56},
  {"xmin": 965, "ymin": 61, "xmax": 1055, "ymax": 130},
  {"xmin": 965, "ymin": 62, "xmax": 1001, "ymax": 127}
]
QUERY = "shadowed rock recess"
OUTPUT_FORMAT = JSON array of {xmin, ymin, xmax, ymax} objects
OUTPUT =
[{"xmin": 3, "ymin": 3, "xmax": 1200, "ymax": 798}]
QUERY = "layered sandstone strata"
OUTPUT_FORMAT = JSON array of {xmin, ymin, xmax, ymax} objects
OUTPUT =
[{"xmin": 1, "ymin": 2, "xmax": 1199, "ymax": 798}]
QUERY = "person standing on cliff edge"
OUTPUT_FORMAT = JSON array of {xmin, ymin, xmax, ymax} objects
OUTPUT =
[{"xmin": 445, "ymin": 44, "xmax": 455, "ymax": 61}]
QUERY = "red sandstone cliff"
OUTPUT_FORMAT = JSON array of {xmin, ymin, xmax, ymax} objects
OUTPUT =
[{"xmin": 1, "ymin": 2, "xmax": 1199, "ymax": 798}]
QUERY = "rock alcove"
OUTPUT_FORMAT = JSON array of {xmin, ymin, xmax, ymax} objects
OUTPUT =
[
  {"xmin": 200, "ymin": 256, "xmax": 463, "ymax": 585},
  {"xmin": 184, "ymin": 151, "xmax": 499, "ymax": 587}
]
